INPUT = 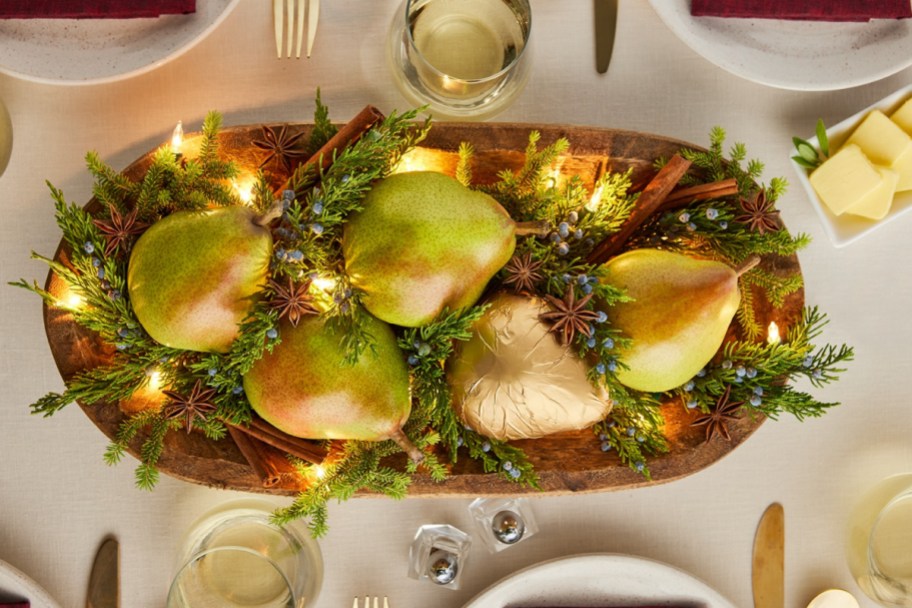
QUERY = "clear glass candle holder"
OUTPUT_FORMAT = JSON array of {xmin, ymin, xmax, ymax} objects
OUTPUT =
[
  {"xmin": 167, "ymin": 499, "xmax": 323, "ymax": 608},
  {"xmin": 468, "ymin": 497, "xmax": 538, "ymax": 552},
  {"xmin": 847, "ymin": 473, "xmax": 912, "ymax": 607},
  {"xmin": 407, "ymin": 524, "xmax": 471, "ymax": 590},
  {"xmin": 386, "ymin": 0, "xmax": 532, "ymax": 121}
]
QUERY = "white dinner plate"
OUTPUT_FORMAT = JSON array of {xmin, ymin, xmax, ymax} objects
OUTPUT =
[
  {"xmin": 0, "ymin": 558, "xmax": 61, "ymax": 608},
  {"xmin": 647, "ymin": 0, "xmax": 912, "ymax": 91},
  {"xmin": 0, "ymin": 0, "xmax": 240, "ymax": 85},
  {"xmin": 462, "ymin": 553, "xmax": 736, "ymax": 608}
]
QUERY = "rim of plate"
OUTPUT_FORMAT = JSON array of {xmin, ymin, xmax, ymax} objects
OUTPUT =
[{"xmin": 0, "ymin": 0, "xmax": 241, "ymax": 86}]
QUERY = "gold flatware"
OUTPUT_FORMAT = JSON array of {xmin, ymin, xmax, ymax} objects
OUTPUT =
[
  {"xmin": 273, "ymin": 0, "xmax": 319, "ymax": 59},
  {"xmin": 85, "ymin": 536, "xmax": 119, "ymax": 608},
  {"xmin": 752, "ymin": 503, "xmax": 785, "ymax": 608},
  {"xmin": 353, "ymin": 597, "xmax": 389, "ymax": 608}
]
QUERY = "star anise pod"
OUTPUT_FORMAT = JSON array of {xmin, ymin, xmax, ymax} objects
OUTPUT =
[
  {"xmin": 267, "ymin": 277, "xmax": 318, "ymax": 326},
  {"xmin": 540, "ymin": 286, "xmax": 601, "ymax": 345},
  {"xmin": 253, "ymin": 124, "xmax": 308, "ymax": 173},
  {"xmin": 92, "ymin": 204, "xmax": 148, "ymax": 257},
  {"xmin": 502, "ymin": 252, "xmax": 544, "ymax": 294},
  {"xmin": 690, "ymin": 384, "xmax": 744, "ymax": 442},
  {"xmin": 736, "ymin": 190, "xmax": 780, "ymax": 235},
  {"xmin": 161, "ymin": 379, "xmax": 218, "ymax": 434}
]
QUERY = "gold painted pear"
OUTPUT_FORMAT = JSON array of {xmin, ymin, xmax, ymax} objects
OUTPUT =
[
  {"xmin": 343, "ymin": 171, "xmax": 545, "ymax": 327},
  {"xmin": 243, "ymin": 313, "xmax": 422, "ymax": 459},
  {"xmin": 128, "ymin": 206, "xmax": 273, "ymax": 353},
  {"xmin": 448, "ymin": 292, "xmax": 612, "ymax": 440},
  {"xmin": 600, "ymin": 249, "xmax": 759, "ymax": 393}
]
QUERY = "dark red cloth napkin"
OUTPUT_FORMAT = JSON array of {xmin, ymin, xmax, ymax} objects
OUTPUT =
[
  {"xmin": 0, "ymin": 0, "xmax": 196, "ymax": 19},
  {"xmin": 691, "ymin": 0, "xmax": 912, "ymax": 21}
]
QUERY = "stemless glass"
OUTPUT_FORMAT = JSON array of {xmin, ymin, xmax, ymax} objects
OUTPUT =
[
  {"xmin": 847, "ymin": 473, "xmax": 912, "ymax": 607},
  {"xmin": 0, "ymin": 98, "xmax": 12, "ymax": 177},
  {"xmin": 167, "ymin": 499, "xmax": 323, "ymax": 608},
  {"xmin": 387, "ymin": 0, "xmax": 532, "ymax": 120}
]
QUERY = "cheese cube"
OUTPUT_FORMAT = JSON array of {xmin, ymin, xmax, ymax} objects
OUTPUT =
[
  {"xmin": 809, "ymin": 144, "xmax": 884, "ymax": 216},
  {"xmin": 890, "ymin": 97, "xmax": 912, "ymax": 135},
  {"xmin": 846, "ymin": 110, "xmax": 912, "ymax": 191},
  {"xmin": 844, "ymin": 166, "xmax": 898, "ymax": 221}
]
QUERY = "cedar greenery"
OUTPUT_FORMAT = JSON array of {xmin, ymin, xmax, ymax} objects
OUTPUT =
[{"xmin": 13, "ymin": 96, "xmax": 852, "ymax": 537}]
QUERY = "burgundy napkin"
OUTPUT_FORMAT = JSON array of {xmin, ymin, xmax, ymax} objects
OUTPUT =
[
  {"xmin": 0, "ymin": 0, "xmax": 196, "ymax": 19},
  {"xmin": 690, "ymin": 0, "xmax": 912, "ymax": 21},
  {"xmin": 0, "ymin": 602, "xmax": 30, "ymax": 608}
]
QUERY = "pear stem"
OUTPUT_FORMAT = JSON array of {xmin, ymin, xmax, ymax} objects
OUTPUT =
[
  {"xmin": 735, "ymin": 254, "xmax": 761, "ymax": 277},
  {"xmin": 389, "ymin": 428, "xmax": 425, "ymax": 464},
  {"xmin": 514, "ymin": 220, "xmax": 552, "ymax": 237},
  {"xmin": 254, "ymin": 198, "xmax": 286, "ymax": 227}
]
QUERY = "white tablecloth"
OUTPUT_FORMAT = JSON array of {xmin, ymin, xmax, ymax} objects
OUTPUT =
[{"xmin": 1, "ymin": 1, "xmax": 910, "ymax": 607}]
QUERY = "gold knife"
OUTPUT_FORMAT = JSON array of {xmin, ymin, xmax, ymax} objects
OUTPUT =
[
  {"xmin": 594, "ymin": 0, "xmax": 618, "ymax": 74},
  {"xmin": 752, "ymin": 503, "xmax": 785, "ymax": 608},
  {"xmin": 86, "ymin": 537, "xmax": 119, "ymax": 608}
]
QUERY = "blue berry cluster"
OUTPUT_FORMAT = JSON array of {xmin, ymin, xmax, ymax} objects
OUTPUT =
[
  {"xmin": 677, "ymin": 207, "xmax": 728, "ymax": 232},
  {"xmin": 548, "ymin": 211, "xmax": 593, "ymax": 256}
]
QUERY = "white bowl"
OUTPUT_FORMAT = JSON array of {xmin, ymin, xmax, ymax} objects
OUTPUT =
[{"xmin": 790, "ymin": 83, "xmax": 912, "ymax": 247}]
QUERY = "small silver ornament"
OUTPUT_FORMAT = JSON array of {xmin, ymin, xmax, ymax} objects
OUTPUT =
[
  {"xmin": 491, "ymin": 510, "xmax": 525, "ymax": 544},
  {"xmin": 427, "ymin": 549, "xmax": 458, "ymax": 585}
]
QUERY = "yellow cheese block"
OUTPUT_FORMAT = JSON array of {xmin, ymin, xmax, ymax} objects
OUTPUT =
[
  {"xmin": 809, "ymin": 144, "xmax": 884, "ymax": 216},
  {"xmin": 844, "ymin": 166, "xmax": 898, "ymax": 221},
  {"xmin": 846, "ymin": 110, "xmax": 912, "ymax": 192},
  {"xmin": 891, "ymin": 97, "xmax": 912, "ymax": 135}
]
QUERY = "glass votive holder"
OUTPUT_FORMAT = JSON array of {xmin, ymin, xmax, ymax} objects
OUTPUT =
[
  {"xmin": 468, "ymin": 497, "xmax": 538, "ymax": 552},
  {"xmin": 386, "ymin": 0, "xmax": 532, "ymax": 120},
  {"xmin": 407, "ymin": 524, "xmax": 471, "ymax": 590},
  {"xmin": 847, "ymin": 473, "xmax": 912, "ymax": 607},
  {"xmin": 167, "ymin": 499, "xmax": 323, "ymax": 608}
]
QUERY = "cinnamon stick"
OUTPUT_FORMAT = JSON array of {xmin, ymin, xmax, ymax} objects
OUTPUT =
[
  {"xmin": 229, "ymin": 416, "xmax": 328, "ymax": 465},
  {"xmin": 228, "ymin": 426, "xmax": 298, "ymax": 488},
  {"xmin": 305, "ymin": 105, "xmax": 386, "ymax": 173},
  {"xmin": 658, "ymin": 177, "xmax": 740, "ymax": 211},
  {"xmin": 586, "ymin": 154, "xmax": 692, "ymax": 265}
]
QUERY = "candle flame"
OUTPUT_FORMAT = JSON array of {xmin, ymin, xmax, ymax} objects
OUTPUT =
[
  {"xmin": 170, "ymin": 121, "xmax": 184, "ymax": 154},
  {"xmin": 767, "ymin": 321, "xmax": 780, "ymax": 345},
  {"xmin": 587, "ymin": 184, "xmax": 604, "ymax": 211}
]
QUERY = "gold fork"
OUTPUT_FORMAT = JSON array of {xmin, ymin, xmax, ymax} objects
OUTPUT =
[
  {"xmin": 352, "ymin": 597, "xmax": 389, "ymax": 608},
  {"xmin": 273, "ymin": 0, "xmax": 320, "ymax": 58}
]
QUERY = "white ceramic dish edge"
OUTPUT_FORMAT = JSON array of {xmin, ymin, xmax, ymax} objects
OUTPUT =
[
  {"xmin": 462, "ymin": 553, "xmax": 737, "ymax": 608},
  {"xmin": 0, "ymin": 0, "xmax": 241, "ymax": 86},
  {"xmin": 790, "ymin": 83, "xmax": 912, "ymax": 248},
  {"xmin": 0, "ymin": 557, "xmax": 62, "ymax": 608}
]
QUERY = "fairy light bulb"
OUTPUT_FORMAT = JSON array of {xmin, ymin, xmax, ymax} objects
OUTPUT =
[
  {"xmin": 170, "ymin": 120, "xmax": 184, "ymax": 155},
  {"xmin": 61, "ymin": 291, "xmax": 84, "ymax": 311},
  {"xmin": 311, "ymin": 275, "xmax": 337, "ymax": 292},
  {"xmin": 146, "ymin": 367, "xmax": 163, "ymax": 391},
  {"xmin": 232, "ymin": 176, "xmax": 255, "ymax": 205},
  {"xmin": 313, "ymin": 464, "xmax": 327, "ymax": 479},
  {"xmin": 587, "ymin": 184, "xmax": 604, "ymax": 211},
  {"xmin": 767, "ymin": 321, "xmax": 781, "ymax": 345}
]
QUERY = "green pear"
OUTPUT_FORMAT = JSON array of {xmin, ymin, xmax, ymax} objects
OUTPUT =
[
  {"xmin": 243, "ymin": 313, "xmax": 420, "ymax": 457},
  {"xmin": 343, "ymin": 171, "xmax": 545, "ymax": 327},
  {"xmin": 600, "ymin": 249, "xmax": 759, "ymax": 393},
  {"xmin": 128, "ymin": 206, "xmax": 273, "ymax": 353},
  {"xmin": 448, "ymin": 292, "xmax": 612, "ymax": 440}
]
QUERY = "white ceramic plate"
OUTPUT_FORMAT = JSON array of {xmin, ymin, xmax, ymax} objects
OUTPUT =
[
  {"xmin": 0, "ymin": 0, "xmax": 240, "ymax": 85},
  {"xmin": 647, "ymin": 0, "xmax": 912, "ymax": 91},
  {"xmin": 0, "ymin": 558, "xmax": 61, "ymax": 608},
  {"xmin": 790, "ymin": 83, "xmax": 912, "ymax": 248},
  {"xmin": 462, "ymin": 553, "xmax": 736, "ymax": 608}
]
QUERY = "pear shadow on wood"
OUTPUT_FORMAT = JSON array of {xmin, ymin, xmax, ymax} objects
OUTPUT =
[{"xmin": 41, "ymin": 122, "xmax": 803, "ymax": 497}]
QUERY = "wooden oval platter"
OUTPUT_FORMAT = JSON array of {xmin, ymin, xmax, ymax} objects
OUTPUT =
[{"xmin": 42, "ymin": 122, "xmax": 803, "ymax": 497}]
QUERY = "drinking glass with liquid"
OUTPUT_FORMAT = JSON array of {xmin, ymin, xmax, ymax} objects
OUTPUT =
[
  {"xmin": 167, "ymin": 499, "xmax": 322, "ymax": 608},
  {"xmin": 387, "ymin": 0, "xmax": 531, "ymax": 120},
  {"xmin": 847, "ymin": 473, "xmax": 912, "ymax": 607}
]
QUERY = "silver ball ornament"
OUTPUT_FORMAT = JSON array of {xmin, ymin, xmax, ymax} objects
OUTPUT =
[
  {"xmin": 427, "ymin": 549, "xmax": 458, "ymax": 585},
  {"xmin": 491, "ymin": 510, "xmax": 525, "ymax": 544}
]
